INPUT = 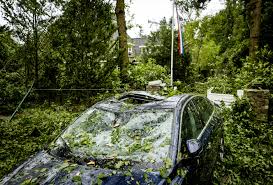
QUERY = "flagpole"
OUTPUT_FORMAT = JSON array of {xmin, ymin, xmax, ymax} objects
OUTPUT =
[{"xmin": 170, "ymin": 0, "xmax": 175, "ymax": 87}]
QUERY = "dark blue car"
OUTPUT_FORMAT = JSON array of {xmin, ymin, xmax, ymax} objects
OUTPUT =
[{"xmin": 1, "ymin": 91, "xmax": 224, "ymax": 185}]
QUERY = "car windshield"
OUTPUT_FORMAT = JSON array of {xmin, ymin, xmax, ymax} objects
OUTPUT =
[{"xmin": 54, "ymin": 108, "xmax": 174, "ymax": 166}]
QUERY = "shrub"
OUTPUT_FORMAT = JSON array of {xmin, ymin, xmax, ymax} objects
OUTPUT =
[
  {"xmin": 128, "ymin": 58, "xmax": 169, "ymax": 89},
  {"xmin": 235, "ymin": 47, "xmax": 273, "ymax": 90},
  {"xmin": 0, "ymin": 106, "xmax": 79, "ymax": 178},
  {"xmin": 214, "ymin": 98, "xmax": 273, "ymax": 184},
  {"xmin": 206, "ymin": 75, "xmax": 235, "ymax": 94},
  {"xmin": 0, "ymin": 72, "xmax": 25, "ymax": 114}
]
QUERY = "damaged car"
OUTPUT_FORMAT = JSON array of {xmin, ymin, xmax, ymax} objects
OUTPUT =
[{"xmin": 1, "ymin": 91, "xmax": 224, "ymax": 185}]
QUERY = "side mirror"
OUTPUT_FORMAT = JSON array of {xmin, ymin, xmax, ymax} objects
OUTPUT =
[{"xmin": 186, "ymin": 139, "xmax": 202, "ymax": 156}]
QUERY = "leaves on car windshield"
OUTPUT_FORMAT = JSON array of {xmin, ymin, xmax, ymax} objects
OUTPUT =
[{"xmin": 54, "ymin": 108, "xmax": 174, "ymax": 169}]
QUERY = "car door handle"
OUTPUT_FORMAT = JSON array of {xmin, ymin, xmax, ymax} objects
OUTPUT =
[{"xmin": 197, "ymin": 157, "xmax": 200, "ymax": 165}]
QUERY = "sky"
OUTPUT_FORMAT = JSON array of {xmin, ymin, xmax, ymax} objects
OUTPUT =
[
  {"xmin": 0, "ymin": 11, "xmax": 6, "ymax": 25},
  {"xmin": 0, "ymin": 0, "xmax": 225, "ymax": 37},
  {"xmin": 127, "ymin": 0, "xmax": 225, "ymax": 37}
]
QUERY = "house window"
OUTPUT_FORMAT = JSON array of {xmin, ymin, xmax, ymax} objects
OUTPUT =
[
  {"xmin": 139, "ymin": 46, "xmax": 147, "ymax": 54},
  {"xmin": 128, "ymin": 47, "xmax": 133, "ymax": 55}
]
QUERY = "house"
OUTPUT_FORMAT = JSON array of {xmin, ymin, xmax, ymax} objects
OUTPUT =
[
  {"xmin": 112, "ymin": 32, "xmax": 148, "ymax": 63},
  {"xmin": 128, "ymin": 37, "xmax": 148, "ymax": 62}
]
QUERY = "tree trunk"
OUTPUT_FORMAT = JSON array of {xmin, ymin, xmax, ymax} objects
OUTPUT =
[
  {"xmin": 248, "ymin": 0, "xmax": 262, "ymax": 56},
  {"xmin": 33, "ymin": 5, "xmax": 39, "ymax": 87},
  {"xmin": 115, "ymin": 0, "xmax": 129, "ymax": 81}
]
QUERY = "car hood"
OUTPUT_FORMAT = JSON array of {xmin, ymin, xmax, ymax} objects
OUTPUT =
[{"xmin": 1, "ymin": 151, "xmax": 163, "ymax": 185}]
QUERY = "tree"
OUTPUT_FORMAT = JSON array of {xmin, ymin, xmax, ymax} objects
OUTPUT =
[
  {"xmin": 48, "ymin": 0, "xmax": 117, "ymax": 92},
  {"xmin": 115, "ymin": 0, "xmax": 129, "ymax": 81},
  {"xmin": 0, "ymin": 26, "xmax": 16, "ymax": 70},
  {"xmin": 261, "ymin": 0, "xmax": 273, "ymax": 49},
  {"xmin": 176, "ymin": 0, "xmax": 211, "ymax": 16},
  {"xmin": 0, "ymin": 26, "xmax": 25, "ymax": 113},
  {"xmin": 143, "ymin": 18, "xmax": 191, "ymax": 82},
  {"xmin": 246, "ymin": 0, "xmax": 262, "ymax": 55},
  {"xmin": 239, "ymin": 0, "xmax": 273, "ymax": 55},
  {"xmin": 0, "ymin": 0, "xmax": 63, "ymax": 87}
]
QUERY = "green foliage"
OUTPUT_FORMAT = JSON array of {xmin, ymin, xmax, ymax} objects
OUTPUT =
[
  {"xmin": 176, "ymin": 0, "xmax": 210, "ymax": 12},
  {"xmin": 0, "ymin": 26, "xmax": 25, "ymax": 114},
  {"xmin": 0, "ymin": 106, "xmax": 78, "ymax": 178},
  {"xmin": 261, "ymin": 0, "xmax": 273, "ymax": 49},
  {"xmin": 48, "ymin": 0, "xmax": 118, "ymax": 90},
  {"xmin": 0, "ymin": 0, "xmax": 273, "ymax": 183},
  {"xmin": 0, "ymin": 72, "xmax": 26, "ymax": 114},
  {"xmin": 184, "ymin": 1, "xmax": 249, "ymax": 80},
  {"xmin": 235, "ymin": 47, "xmax": 273, "ymax": 90},
  {"xmin": 0, "ymin": 0, "xmax": 121, "ymax": 113},
  {"xmin": 0, "ymin": 0, "xmax": 64, "ymax": 86},
  {"xmin": 0, "ymin": 0, "xmax": 62, "ymax": 42},
  {"xmin": 195, "ymin": 40, "xmax": 220, "ymax": 69},
  {"xmin": 176, "ymin": 0, "xmax": 272, "ymax": 95},
  {"xmin": 159, "ymin": 157, "xmax": 172, "ymax": 178},
  {"xmin": 180, "ymin": 46, "xmax": 273, "ymax": 95},
  {"xmin": 143, "ymin": 18, "xmax": 172, "ymax": 68},
  {"xmin": 0, "ymin": 26, "xmax": 16, "ymax": 68},
  {"xmin": 72, "ymin": 175, "xmax": 82, "ymax": 184},
  {"xmin": 111, "ymin": 127, "xmax": 121, "ymax": 144},
  {"xmin": 214, "ymin": 98, "xmax": 273, "ymax": 184},
  {"xmin": 128, "ymin": 59, "xmax": 168, "ymax": 89},
  {"xmin": 184, "ymin": 19, "xmax": 221, "ymax": 75},
  {"xmin": 142, "ymin": 18, "xmax": 191, "ymax": 82},
  {"xmin": 206, "ymin": 75, "xmax": 235, "ymax": 94}
]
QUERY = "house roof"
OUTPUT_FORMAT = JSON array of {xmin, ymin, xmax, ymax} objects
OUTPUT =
[{"xmin": 132, "ymin": 38, "xmax": 147, "ymax": 47}]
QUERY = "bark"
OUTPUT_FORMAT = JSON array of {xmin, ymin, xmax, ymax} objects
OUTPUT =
[
  {"xmin": 33, "ymin": 5, "xmax": 39, "ymax": 86},
  {"xmin": 115, "ymin": 0, "xmax": 129, "ymax": 81},
  {"xmin": 248, "ymin": 0, "xmax": 262, "ymax": 56}
]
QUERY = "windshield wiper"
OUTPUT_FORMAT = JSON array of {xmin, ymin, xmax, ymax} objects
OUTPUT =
[
  {"xmin": 58, "ymin": 137, "xmax": 100, "ymax": 165},
  {"xmin": 48, "ymin": 136, "xmax": 73, "ymax": 158},
  {"xmin": 60, "ymin": 136, "xmax": 73, "ymax": 154},
  {"xmin": 48, "ymin": 136, "xmax": 84, "ymax": 163}
]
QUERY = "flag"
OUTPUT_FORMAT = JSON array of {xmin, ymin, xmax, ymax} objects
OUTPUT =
[{"xmin": 176, "ymin": 6, "xmax": 184, "ymax": 56}]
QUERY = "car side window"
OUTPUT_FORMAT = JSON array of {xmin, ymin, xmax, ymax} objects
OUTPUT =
[
  {"xmin": 191, "ymin": 97, "xmax": 214, "ymax": 124},
  {"xmin": 182, "ymin": 100, "xmax": 205, "ymax": 140}
]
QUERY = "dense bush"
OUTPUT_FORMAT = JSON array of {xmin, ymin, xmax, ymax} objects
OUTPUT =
[
  {"xmin": 0, "ymin": 26, "xmax": 25, "ymax": 114},
  {"xmin": 235, "ymin": 47, "xmax": 273, "ymax": 90},
  {"xmin": 0, "ymin": 106, "xmax": 79, "ymax": 178},
  {"xmin": 205, "ymin": 75, "xmax": 235, "ymax": 94},
  {"xmin": 176, "ymin": 47, "xmax": 273, "ymax": 95},
  {"xmin": 0, "ymin": 72, "xmax": 25, "ymax": 114},
  {"xmin": 173, "ymin": 75, "xmax": 235, "ymax": 95},
  {"xmin": 214, "ymin": 98, "xmax": 273, "ymax": 184},
  {"xmin": 128, "ymin": 59, "xmax": 169, "ymax": 89}
]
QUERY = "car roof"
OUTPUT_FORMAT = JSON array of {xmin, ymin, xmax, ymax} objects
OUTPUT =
[{"xmin": 95, "ymin": 91, "xmax": 191, "ymax": 112}]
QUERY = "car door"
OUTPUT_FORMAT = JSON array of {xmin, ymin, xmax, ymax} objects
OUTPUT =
[
  {"xmin": 178, "ymin": 96, "xmax": 215, "ymax": 185},
  {"xmin": 176, "ymin": 98, "xmax": 205, "ymax": 185},
  {"xmin": 191, "ymin": 96, "xmax": 217, "ymax": 184}
]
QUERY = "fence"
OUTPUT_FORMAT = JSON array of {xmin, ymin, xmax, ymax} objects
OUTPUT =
[{"xmin": 207, "ymin": 88, "xmax": 244, "ymax": 107}]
